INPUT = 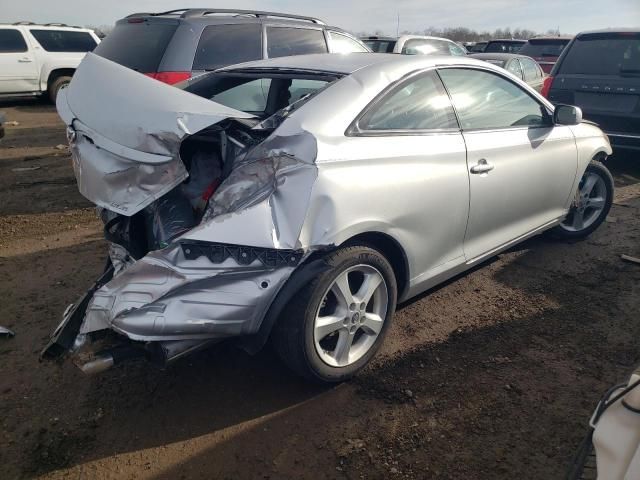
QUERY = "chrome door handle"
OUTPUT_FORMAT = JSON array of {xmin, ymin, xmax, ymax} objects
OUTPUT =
[
  {"xmin": 470, "ymin": 159, "xmax": 494, "ymax": 174},
  {"xmin": 18, "ymin": 58, "xmax": 33, "ymax": 63}
]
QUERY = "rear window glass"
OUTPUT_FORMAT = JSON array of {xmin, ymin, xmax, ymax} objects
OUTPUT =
[
  {"xmin": 94, "ymin": 22, "xmax": 177, "ymax": 73},
  {"xmin": 519, "ymin": 40, "xmax": 569, "ymax": 57},
  {"xmin": 184, "ymin": 73, "xmax": 332, "ymax": 115},
  {"xmin": 193, "ymin": 24, "xmax": 262, "ymax": 70},
  {"xmin": 267, "ymin": 27, "xmax": 327, "ymax": 58},
  {"xmin": 558, "ymin": 33, "xmax": 640, "ymax": 75},
  {"xmin": 30, "ymin": 30, "xmax": 97, "ymax": 52},
  {"xmin": 0, "ymin": 29, "xmax": 27, "ymax": 53},
  {"xmin": 402, "ymin": 39, "xmax": 466, "ymax": 56},
  {"xmin": 485, "ymin": 42, "xmax": 525, "ymax": 53},
  {"xmin": 364, "ymin": 40, "xmax": 396, "ymax": 53}
]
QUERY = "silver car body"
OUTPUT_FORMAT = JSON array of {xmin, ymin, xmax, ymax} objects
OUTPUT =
[{"xmin": 52, "ymin": 52, "xmax": 611, "ymax": 354}]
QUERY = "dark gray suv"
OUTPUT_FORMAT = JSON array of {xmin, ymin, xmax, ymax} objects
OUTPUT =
[
  {"xmin": 544, "ymin": 29, "xmax": 640, "ymax": 151},
  {"xmin": 94, "ymin": 8, "xmax": 370, "ymax": 85}
]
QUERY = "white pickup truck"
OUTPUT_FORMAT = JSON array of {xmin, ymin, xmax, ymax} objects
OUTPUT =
[{"xmin": 0, "ymin": 23, "xmax": 100, "ymax": 103}]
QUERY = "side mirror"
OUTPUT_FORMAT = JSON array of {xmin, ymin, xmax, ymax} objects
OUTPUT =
[{"xmin": 553, "ymin": 104, "xmax": 583, "ymax": 126}]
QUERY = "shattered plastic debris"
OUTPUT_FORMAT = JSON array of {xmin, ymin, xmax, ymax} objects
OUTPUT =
[{"xmin": 0, "ymin": 326, "xmax": 15, "ymax": 338}]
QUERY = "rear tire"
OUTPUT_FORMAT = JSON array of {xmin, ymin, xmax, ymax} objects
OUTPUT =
[
  {"xmin": 551, "ymin": 160, "xmax": 614, "ymax": 240},
  {"xmin": 48, "ymin": 75, "xmax": 72, "ymax": 104},
  {"xmin": 272, "ymin": 245, "xmax": 397, "ymax": 383}
]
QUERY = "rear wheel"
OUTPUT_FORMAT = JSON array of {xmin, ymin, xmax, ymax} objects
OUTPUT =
[
  {"xmin": 48, "ymin": 75, "xmax": 72, "ymax": 104},
  {"xmin": 272, "ymin": 245, "xmax": 397, "ymax": 383},
  {"xmin": 551, "ymin": 161, "xmax": 614, "ymax": 239}
]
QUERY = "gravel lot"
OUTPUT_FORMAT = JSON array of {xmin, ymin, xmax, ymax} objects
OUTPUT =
[{"xmin": 1, "ymin": 99, "xmax": 639, "ymax": 479}]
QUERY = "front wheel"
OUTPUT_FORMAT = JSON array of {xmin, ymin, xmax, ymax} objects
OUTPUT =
[
  {"xmin": 551, "ymin": 160, "xmax": 614, "ymax": 239},
  {"xmin": 272, "ymin": 245, "xmax": 397, "ymax": 383}
]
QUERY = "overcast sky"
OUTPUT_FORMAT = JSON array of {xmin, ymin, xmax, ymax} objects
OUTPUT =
[{"xmin": 3, "ymin": 0, "xmax": 639, "ymax": 35}]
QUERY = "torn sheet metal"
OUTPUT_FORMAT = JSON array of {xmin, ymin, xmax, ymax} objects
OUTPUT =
[
  {"xmin": 57, "ymin": 53, "xmax": 254, "ymax": 216},
  {"xmin": 81, "ymin": 243, "xmax": 296, "ymax": 341},
  {"xmin": 184, "ymin": 127, "xmax": 319, "ymax": 250}
]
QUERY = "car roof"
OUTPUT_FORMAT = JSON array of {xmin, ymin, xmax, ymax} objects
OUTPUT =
[
  {"xmin": 397, "ymin": 35, "xmax": 457, "ymax": 43},
  {"xmin": 487, "ymin": 39, "xmax": 527, "ymax": 43},
  {"xmin": 469, "ymin": 53, "xmax": 528, "ymax": 61},
  {"xmin": 575, "ymin": 28, "xmax": 640, "ymax": 36},
  {"xmin": 123, "ymin": 8, "xmax": 325, "ymax": 25},
  {"xmin": 218, "ymin": 52, "xmax": 492, "ymax": 75},
  {"xmin": 361, "ymin": 36, "xmax": 396, "ymax": 41},
  {"xmin": 1, "ymin": 22, "xmax": 94, "ymax": 32},
  {"xmin": 528, "ymin": 36, "xmax": 573, "ymax": 41}
]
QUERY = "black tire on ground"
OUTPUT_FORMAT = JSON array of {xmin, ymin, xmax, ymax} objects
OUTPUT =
[
  {"xmin": 272, "ymin": 245, "xmax": 397, "ymax": 383},
  {"xmin": 48, "ymin": 75, "xmax": 72, "ymax": 104},
  {"xmin": 550, "ymin": 160, "xmax": 614, "ymax": 240}
]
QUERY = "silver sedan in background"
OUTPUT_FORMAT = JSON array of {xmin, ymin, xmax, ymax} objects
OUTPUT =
[{"xmin": 43, "ymin": 53, "xmax": 613, "ymax": 383}]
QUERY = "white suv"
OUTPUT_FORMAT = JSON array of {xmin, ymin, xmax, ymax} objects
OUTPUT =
[{"xmin": 0, "ymin": 23, "xmax": 100, "ymax": 102}]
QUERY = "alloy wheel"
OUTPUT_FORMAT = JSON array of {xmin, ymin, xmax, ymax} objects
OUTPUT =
[
  {"xmin": 313, "ymin": 264, "xmax": 389, "ymax": 367},
  {"xmin": 561, "ymin": 171, "xmax": 608, "ymax": 232}
]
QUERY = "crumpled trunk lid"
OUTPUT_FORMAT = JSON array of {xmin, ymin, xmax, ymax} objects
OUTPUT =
[{"xmin": 57, "ymin": 53, "xmax": 254, "ymax": 216}]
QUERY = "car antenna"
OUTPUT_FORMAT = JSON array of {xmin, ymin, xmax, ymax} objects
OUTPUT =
[{"xmin": 396, "ymin": 11, "xmax": 400, "ymax": 37}]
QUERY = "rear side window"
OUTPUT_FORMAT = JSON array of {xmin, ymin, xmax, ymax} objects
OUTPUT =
[
  {"xmin": 0, "ymin": 29, "xmax": 28, "ymax": 53},
  {"xmin": 193, "ymin": 24, "xmax": 262, "ymax": 70},
  {"xmin": 95, "ymin": 22, "xmax": 177, "ymax": 73},
  {"xmin": 29, "ymin": 30, "xmax": 97, "ymax": 52},
  {"xmin": 506, "ymin": 60, "xmax": 523, "ymax": 78},
  {"xmin": 267, "ymin": 27, "xmax": 327, "ymax": 58},
  {"xmin": 520, "ymin": 40, "xmax": 569, "ymax": 57},
  {"xmin": 364, "ymin": 39, "xmax": 396, "ymax": 53},
  {"xmin": 558, "ymin": 33, "xmax": 640, "ymax": 75},
  {"xmin": 359, "ymin": 71, "xmax": 458, "ymax": 131},
  {"xmin": 328, "ymin": 31, "xmax": 368, "ymax": 53},
  {"xmin": 521, "ymin": 58, "xmax": 541, "ymax": 81}
]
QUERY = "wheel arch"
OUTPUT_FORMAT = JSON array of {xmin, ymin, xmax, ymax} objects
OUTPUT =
[
  {"xmin": 46, "ymin": 68, "xmax": 75, "ymax": 90},
  {"xmin": 240, "ymin": 230, "xmax": 410, "ymax": 355},
  {"xmin": 341, "ymin": 231, "xmax": 410, "ymax": 301}
]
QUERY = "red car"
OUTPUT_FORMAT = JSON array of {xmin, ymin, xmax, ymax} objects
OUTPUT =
[{"xmin": 519, "ymin": 36, "xmax": 572, "ymax": 74}]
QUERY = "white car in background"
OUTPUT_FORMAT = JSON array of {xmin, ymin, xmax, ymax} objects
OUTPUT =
[
  {"xmin": 0, "ymin": 22, "xmax": 100, "ymax": 102},
  {"xmin": 361, "ymin": 34, "xmax": 467, "ymax": 56}
]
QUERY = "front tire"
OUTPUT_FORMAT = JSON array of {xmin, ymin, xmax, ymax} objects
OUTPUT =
[
  {"xmin": 48, "ymin": 75, "xmax": 72, "ymax": 104},
  {"xmin": 551, "ymin": 160, "xmax": 614, "ymax": 239},
  {"xmin": 272, "ymin": 245, "xmax": 397, "ymax": 383}
]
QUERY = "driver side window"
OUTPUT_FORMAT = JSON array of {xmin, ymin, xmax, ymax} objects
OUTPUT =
[{"xmin": 438, "ymin": 68, "xmax": 548, "ymax": 130}]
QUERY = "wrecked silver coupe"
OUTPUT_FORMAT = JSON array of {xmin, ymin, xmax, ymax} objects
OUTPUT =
[{"xmin": 43, "ymin": 52, "xmax": 613, "ymax": 382}]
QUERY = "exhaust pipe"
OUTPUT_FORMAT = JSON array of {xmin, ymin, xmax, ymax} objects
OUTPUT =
[
  {"xmin": 79, "ymin": 354, "xmax": 114, "ymax": 375},
  {"xmin": 77, "ymin": 345, "xmax": 144, "ymax": 375}
]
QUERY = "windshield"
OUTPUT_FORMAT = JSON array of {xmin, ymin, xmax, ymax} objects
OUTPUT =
[
  {"xmin": 485, "ymin": 41, "xmax": 525, "ymax": 53},
  {"xmin": 559, "ymin": 33, "xmax": 640, "ymax": 75},
  {"xmin": 520, "ymin": 40, "xmax": 570, "ymax": 57},
  {"xmin": 363, "ymin": 39, "xmax": 397, "ymax": 53},
  {"xmin": 181, "ymin": 71, "xmax": 338, "ymax": 118}
]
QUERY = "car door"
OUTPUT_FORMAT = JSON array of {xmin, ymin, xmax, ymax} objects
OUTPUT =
[
  {"xmin": 438, "ymin": 67, "xmax": 578, "ymax": 262},
  {"xmin": 346, "ymin": 70, "xmax": 469, "ymax": 283},
  {"xmin": 0, "ymin": 27, "xmax": 39, "ymax": 94}
]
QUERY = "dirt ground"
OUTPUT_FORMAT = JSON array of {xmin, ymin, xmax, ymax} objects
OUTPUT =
[{"xmin": 1, "ymin": 99, "xmax": 639, "ymax": 480}]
